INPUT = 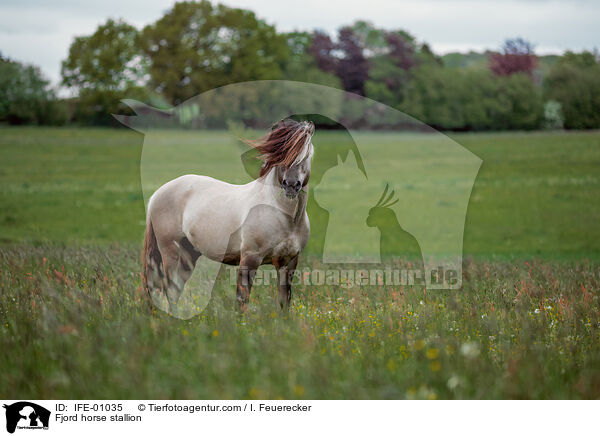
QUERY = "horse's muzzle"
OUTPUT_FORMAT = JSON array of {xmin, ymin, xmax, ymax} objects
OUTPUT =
[
  {"xmin": 283, "ymin": 189, "xmax": 300, "ymax": 199},
  {"xmin": 282, "ymin": 179, "xmax": 302, "ymax": 198}
]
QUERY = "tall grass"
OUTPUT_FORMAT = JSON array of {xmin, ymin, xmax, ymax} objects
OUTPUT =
[
  {"xmin": 1, "ymin": 128, "xmax": 599, "ymax": 398},
  {"xmin": 1, "ymin": 245, "xmax": 598, "ymax": 399}
]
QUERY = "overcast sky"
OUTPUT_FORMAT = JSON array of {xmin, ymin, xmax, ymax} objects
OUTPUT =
[{"xmin": 1, "ymin": 0, "xmax": 599, "ymax": 87}]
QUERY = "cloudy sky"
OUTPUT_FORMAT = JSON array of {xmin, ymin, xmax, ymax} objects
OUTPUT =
[{"xmin": 1, "ymin": 0, "xmax": 599, "ymax": 87}]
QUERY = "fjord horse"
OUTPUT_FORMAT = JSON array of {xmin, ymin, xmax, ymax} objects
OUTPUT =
[{"xmin": 142, "ymin": 119, "xmax": 314, "ymax": 311}]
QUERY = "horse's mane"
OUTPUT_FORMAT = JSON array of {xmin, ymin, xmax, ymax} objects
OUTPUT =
[{"xmin": 243, "ymin": 119, "xmax": 315, "ymax": 178}]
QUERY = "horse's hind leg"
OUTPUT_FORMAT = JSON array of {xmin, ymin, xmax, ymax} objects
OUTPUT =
[
  {"xmin": 161, "ymin": 238, "xmax": 201, "ymax": 311},
  {"xmin": 157, "ymin": 248, "xmax": 181, "ymax": 310}
]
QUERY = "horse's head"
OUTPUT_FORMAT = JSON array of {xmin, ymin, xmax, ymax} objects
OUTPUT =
[
  {"xmin": 278, "ymin": 150, "xmax": 312, "ymax": 199},
  {"xmin": 366, "ymin": 184, "xmax": 399, "ymax": 228},
  {"xmin": 244, "ymin": 119, "xmax": 315, "ymax": 199}
]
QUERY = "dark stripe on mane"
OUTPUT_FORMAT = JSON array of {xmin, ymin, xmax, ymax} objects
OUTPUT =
[{"xmin": 242, "ymin": 119, "xmax": 314, "ymax": 177}]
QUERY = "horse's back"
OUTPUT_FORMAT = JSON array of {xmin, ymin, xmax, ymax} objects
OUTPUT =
[
  {"xmin": 151, "ymin": 174, "xmax": 252, "ymax": 261},
  {"xmin": 150, "ymin": 174, "xmax": 240, "ymax": 207}
]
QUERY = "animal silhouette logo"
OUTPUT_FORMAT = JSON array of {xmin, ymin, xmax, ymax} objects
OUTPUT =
[
  {"xmin": 117, "ymin": 80, "xmax": 481, "ymax": 317},
  {"xmin": 3, "ymin": 402, "xmax": 50, "ymax": 433},
  {"xmin": 366, "ymin": 183, "xmax": 422, "ymax": 264},
  {"xmin": 314, "ymin": 152, "xmax": 380, "ymax": 263}
]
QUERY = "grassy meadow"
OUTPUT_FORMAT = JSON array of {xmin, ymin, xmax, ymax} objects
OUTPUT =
[{"xmin": 1, "ymin": 127, "xmax": 599, "ymax": 399}]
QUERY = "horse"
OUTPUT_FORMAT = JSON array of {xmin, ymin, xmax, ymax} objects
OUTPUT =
[{"xmin": 141, "ymin": 119, "xmax": 314, "ymax": 312}]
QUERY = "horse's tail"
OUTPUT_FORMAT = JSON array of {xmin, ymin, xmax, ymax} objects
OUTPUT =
[{"xmin": 142, "ymin": 217, "xmax": 162, "ymax": 305}]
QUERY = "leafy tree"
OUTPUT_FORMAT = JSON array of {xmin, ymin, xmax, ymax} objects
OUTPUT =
[
  {"xmin": 309, "ymin": 22, "xmax": 417, "ymax": 99},
  {"xmin": 61, "ymin": 18, "xmax": 149, "ymax": 124},
  {"xmin": 141, "ymin": 1, "xmax": 289, "ymax": 105},
  {"xmin": 416, "ymin": 43, "xmax": 443, "ymax": 67},
  {"xmin": 62, "ymin": 19, "xmax": 145, "ymax": 92},
  {"xmin": 401, "ymin": 65, "xmax": 468, "ymax": 129},
  {"xmin": 558, "ymin": 51, "xmax": 598, "ymax": 68},
  {"xmin": 489, "ymin": 38, "xmax": 537, "ymax": 78},
  {"xmin": 324, "ymin": 22, "xmax": 423, "ymax": 107},
  {"xmin": 0, "ymin": 54, "xmax": 67, "ymax": 125},
  {"xmin": 307, "ymin": 31, "xmax": 337, "ymax": 73},
  {"xmin": 442, "ymin": 51, "xmax": 488, "ymax": 69},
  {"xmin": 336, "ymin": 26, "xmax": 369, "ymax": 96},
  {"xmin": 386, "ymin": 31, "xmax": 416, "ymax": 70},
  {"xmin": 308, "ymin": 26, "xmax": 370, "ymax": 96},
  {"xmin": 493, "ymin": 73, "xmax": 544, "ymax": 129},
  {"xmin": 74, "ymin": 87, "xmax": 153, "ymax": 126},
  {"xmin": 365, "ymin": 30, "xmax": 418, "ymax": 108},
  {"xmin": 51, "ymin": 5, "xmax": 586, "ymax": 132},
  {"xmin": 348, "ymin": 20, "xmax": 388, "ymax": 56},
  {"xmin": 402, "ymin": 66, "xmax": 542, "ymax": 130},
  {"xmin": 545, "ymin": 51, "xmax": 600, "ymax": 129},
  {"xmin": 365, "ymin": 56, "xmax": 406, "ymax": 108},
  {"xmin": 282, "ymin": 32, "xmax": 341, "ymax": 87},
  {"xmin": 338, "ymin": 23, "xmax": 417, "ymax": 98}
]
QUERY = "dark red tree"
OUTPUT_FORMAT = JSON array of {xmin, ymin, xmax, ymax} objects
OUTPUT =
[
  {"xmin": 308, "ymin": 31, "xmax": 337, "ymax": 73},
  {"xmin": 385, "ymin": 31, "xmax": 415, "ymax": 71},
  {"xmin": 489, "ymin": 38, "xmax": 537, "ymax": 78},
  {"xmin": 336, "ymin": 27, "xmax": 369, "ymax": 96}
]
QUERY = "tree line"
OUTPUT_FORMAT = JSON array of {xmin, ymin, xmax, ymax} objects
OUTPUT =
[{"xmin": 1, "ymin": 0, "xmax": 599, "ymax": 130}]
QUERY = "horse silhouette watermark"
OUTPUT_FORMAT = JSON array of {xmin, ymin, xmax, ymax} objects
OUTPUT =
[{"xmin": 116, "ymin": 80, "xmax": 481, "ymax": 318}]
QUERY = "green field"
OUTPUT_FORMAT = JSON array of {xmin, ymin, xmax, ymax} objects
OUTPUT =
[{"xmin": 1, "ymin": 127, "xmax": 599, "ymax": 398}]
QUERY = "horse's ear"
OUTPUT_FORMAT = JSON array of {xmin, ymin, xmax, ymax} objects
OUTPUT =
[
  {"xmin": 113, "ymin": 99, "xmax": 173, "ymax": 133},
  {"xmin": 337, "ymin": 154, "xmax": 343, "ymax": 166}
]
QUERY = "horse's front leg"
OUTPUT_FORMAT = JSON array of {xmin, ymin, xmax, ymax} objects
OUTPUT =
[
  {"xmin": 277, "ymin": 255, "xmax": 298, "ymax": 310},
  {"xmin": 237, "ymin": 253, "xmax": 262, "ymax": 312}
]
